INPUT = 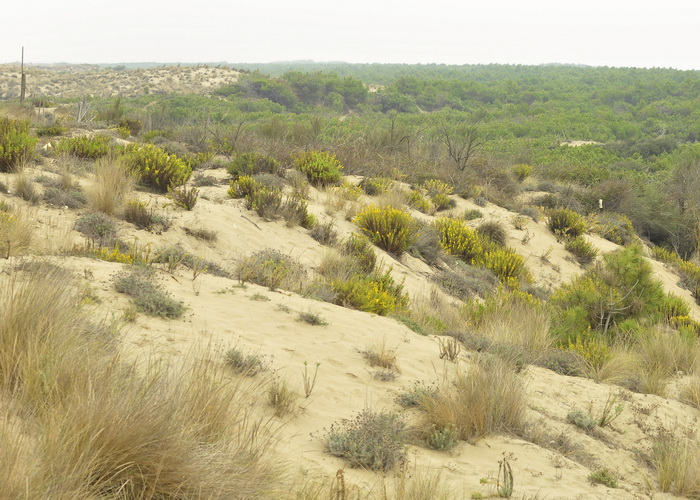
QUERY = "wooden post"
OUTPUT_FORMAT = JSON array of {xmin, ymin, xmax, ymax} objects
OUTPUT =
[{"xmin": 20, "ymin": 47, "xmax": 26, "ymax": 105}]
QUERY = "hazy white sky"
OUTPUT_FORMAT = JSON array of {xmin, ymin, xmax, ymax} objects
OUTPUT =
[{"xmin": 3, "ymin": 0, "xmax": 699, "ymax": 69}]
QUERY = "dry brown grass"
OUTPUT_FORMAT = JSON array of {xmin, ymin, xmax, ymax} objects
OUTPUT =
[
  {"xmin": 0, "ymin": 262, "xmax": 281, "ymax": 498},
  {"xmin": 680, "ymin": 375, "xmax": 700, "ymax": 409},
  {"xmin": 87, "ymin": 155, "xmax": 135, "ymax": 215},
  {"xmin": 474, "ymin": 300, "xmax": 553, "ymax": 360},
  {"xmin": 0, "ymin": 204, "xmax": 33, "ymax": 258},
  {"xmin": 420, "ymin": 357, "xmax": 526, "ymax": 442},
  {"xmin": 651, "ymin": 431, "xmax": 700, "ymax": 497}
]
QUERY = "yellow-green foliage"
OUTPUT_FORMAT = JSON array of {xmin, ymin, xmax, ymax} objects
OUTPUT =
[
  {"xmin": 293, "ymin": 150, "xmax": 343, "ymax": 186},
  {"xmin": 476, "ymin": 247, "xmax": 531, "ymax": 283},
  {"xmin": 354, "ymin": 205, "xmax": 419, "ymax": 255},
  {"xmin": 513, "ymin": 164, "xmax": 532, "ymax": 182},
  {"xmin": 121, "ymin": 143, "xmax": 191, "ymax": 193},
  {"xmin": 547, "ymin": 208, "xmax": 587, "ymax": 238},
  {"xmin": 0, "ymin": 118, "xmax": 37, "ymax": 171},
  {"xmin": 420, "ymin": 179, "xmax": 454, "ymax": 211},
  {"xmin": 652, "ymin": 247, "xmax": 700, "ymax": 303},
  {"xmin": 565, "ymin": 236, "xmax": 599, "ymax": 265},
  {"xmin": 434, "ymin": 217, "xmax": 482, "ymax": 263},
  {"xmin": 331, "ymin": 181, "xmax": 363, "ymax": 201},
  {"xmin": 407, "ymin": 190, "xmax": 432, "ymax": 213},
  {"xmin": 360, "ymin": 176, "xmax": 394, "ymax": 195},
  {"xmin": 331, "ymin": 270, "xmax": 408, "ymax": 315},
  {"xmin": 227, "ymin": 152, "xmax": 280, "ymax": 179},
  {"xmin": 56, "ymin": 134, "xmax": 112, "ymax": 159},
  {"xmin": 568, "ymin": 335, "xmax": 612, "ymax": 370},
  {"xmin": 463, "ymin": 285, "xmax": 540, "ymax": 328},
  {"xmin": 228, "ymin": 175, "xmax": 261, "ymax": 199}
]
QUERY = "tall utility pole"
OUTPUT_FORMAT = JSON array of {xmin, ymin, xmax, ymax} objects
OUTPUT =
[{"xmin": 20, "ymin": 47, "xmax": 26, "ymax": 105}]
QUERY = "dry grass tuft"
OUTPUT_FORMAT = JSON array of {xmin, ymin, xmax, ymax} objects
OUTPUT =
[
  {"xmin": 420, "ymin": 357, "xmax": 526, "ymax": 442},
  {"xmin": 651, "ymin": 431, "xmax": 700, "ymax": 497},
  {"xmin": 86, "ymin": 155, "xmax": 135, "ymax": 215},
  {"xmin": 0, "ymin": 205, "xmax": 33, "ymax": 258}
]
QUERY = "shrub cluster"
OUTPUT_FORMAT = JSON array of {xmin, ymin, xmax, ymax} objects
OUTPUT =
[
  {"xmin": 547, "ymin": 208, "xmax": 587, "ymax": 238},
  {"xmin": 121, "ymin": 143, "xmax": 192, "ymax": 193},
  {"xmin": 56, "ymin": 134, "xmax": 112, "ymax": 159},
  {"xmin": 236, "ymin": 248, "xmax": 307, "ymax": 292},
  {"xmin": 325, "ymin": 409, "xmax": 407, "ymax": 471},
  {"xmin": 0, "ymin": 118, "xmax": 37, "ymax": 171},
  {"xmin": 113, "ymin": 267, "xmax": 185, "ymax": 318},
  {"xmin": 354, "ymin": 205, "xmax": 419, "ymax": 255},
  {"xmin": 293, "ymin": 150, "xmax": 343, "ymax": 186},
  {"xmin": 434, "ymin": 217, "xmax": 482, "ymax": 263},
  {"xmin": 331, "ymin": 269, "xmax": 408, "ymax": 315},
  {"xmin": 565, "ymin": 236, "xmax": 599, "ymax": 265},
  {"xmin": 227, "ymin": 152, "xmax": 280, "ymax": 179},
  {"xmin": 419, "ymin": 179, "xmax": 455, "ymax": 211}
]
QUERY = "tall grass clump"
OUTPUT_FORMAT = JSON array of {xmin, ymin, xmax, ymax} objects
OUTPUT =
[
  {"xmin": 121, "ymin": 143, "xmax": 192, "ymax": 193},
  {"xmin": 294, "ymin": 150, "xmax": 343, "ymax": 186},
  {"xmin": 56, "ymin": 134, "xmax": 112, "ymax": 159},
  {"xmin": 86, "ymin": 155, "xmax": 135, "ymax": 215},
  {"xmin": 354, "ymin": 205, "xmax": 419, "ymax": 255},
  {"xmin": 419, "ymin": 357, "xmax": 526, "ymax": 442},
  {"xmin": 651, "ymin": 431, "xmax": 700, "ymax": 497},
  {"xmin": 0, "ymin": 117, "xmax": 37, "ymax": 172},
  {"xmin": 0, "ymin": 206, "xmax": 33, "ymax": 258}
]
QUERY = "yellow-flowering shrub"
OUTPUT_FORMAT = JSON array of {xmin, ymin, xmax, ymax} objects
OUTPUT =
[
  {"xmin": 228, "ymin": 175, "xmax": 261, "ymax": 199},
  {"xmin": 331, "ymin": 270, "xmax": 408, "ymax": 316},
  {"xmin": 354, "ymin": 205, "xmax": 419, "ymax": 255},
  {"xmin": 513, "ymin": 164, "xmax": 532, "ymax": 182},
  {"xmin": 547, "ymin": 208, "xmax": 587, "ymax": 238},
  {"xmin": 360, "ymin": 177, "xmax": 394, "ymax": 195},
  {"xmin": 568, "ymin": 335, "xmax": 611, "ymax": 371},
  {"xmin": 476, "ymin": 247, "xmax": 531, "ymax": 283},
  {"xmin": 433, "ymin": 217, "xmax": 482, "ymax": 263},
  {"xmin": 121, "ymin": 143, "xmax": 191, "ymax": 193},
  {"xmin": 407, "ymin": 190, "xmax": 431, "ymax": 213},
  {"xmin": 420, "ymin": 179, "xmax": 454, "ymax": 211},
  {"xmin": 331, "ymin": 181, "xmax": 363, "ymax": 201},
  {"xmin": 294, "ymin": 150, "xmax": 343, "ymax": 186}
]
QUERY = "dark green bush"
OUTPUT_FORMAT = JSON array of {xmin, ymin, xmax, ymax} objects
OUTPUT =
[
  {"xmin": 565, "ymin": 236, "xmax": 599, "ymax": 265},
  {"xmin": 547, "ymin": 208, "xmax": 587, "ymax": 238},
  {"xmin": 354, "ymin": 205, "xmax": 419, "ymax": 255},
  {"xmin": 0, "ymin": 118, "xmax": 37, "ymax": 171}
]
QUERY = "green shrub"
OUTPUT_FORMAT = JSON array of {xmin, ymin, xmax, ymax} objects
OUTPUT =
[
  {"xmin": 331, "ymin": 270, "xmax": 408, "ymax": 315},
  {"xmin": 565, "ymin": 236, "xmax": 599, "ymax": 265},
  {"xmin": 167, "ymin": 185, "xmax": 199, "ymax": 210},
  {"xmin": 121, "ymin": 143, "xmax": 192, "ymax": 193},
  {"xmin": 224, "ymin": 347, "xmax": 269, "ymax": 376},
  {"xmin": 354, "ymin": 205, "xmax": 419, "ymax": 255},
  {"xmin": 123, "ymin": 199, "xmax": 170, "ymax": 232},
  {"xmin": 420, "ymin": 179, "xmax": 455, "ymax": 211},
  {"xmin": 117, "ymin": 118, "xmax": 142, "ymax": 136},
  {"xmin": 36, "ymin": 123, "xmax": 66, "ymax": 137},
  {"xmin": 227, "ymin": 152, "xmax": 280, "ymax": 179},
  {"xmin": 325, "ymin": 409, "xmax": 407, "ymax": 471},
  {"xmin": 360, "ymin": 176, "xmax": 394, "ymax": 195},
  {"xmin": 228, "ymin": 175, "xmax": 261, "ymax": 199},
  {"xmin": 594, "ymin": 213, "xmax": 635, "ymax": 245},
  {"xmin": 434, "ymin": 217, "xmax": 482, "ymax": 263},
  {"xmin": 75, "ymin": 212, "xmax": 117, "ymax": 246},
  {"xmin": 56, "ymin": 134, "xmax": 112, "ymax": 159},
  {"xmin": 407, "ymin": 189, "xmax": 432, "ymax": 213},
  {"xmin": 294, "ymin": 150, "xmax": 343, "ymax": 186},
  {"xmin": 547, "ymin": 208, "xmax": 587, "ymax": 238},
  {"xmin": 342, "ymin": 234, "xmax": 377, "ymax": 274},
  {"xmin": 513, "ymin": 164, "xmax": 533, "ymax": 182},
  {"xmin": 0, "ymin": 118, "xmax": 37, "ymax": 172},
  {"xmin": 463, "ymin": 208, "xmax": 483, "ymax": 220},
  {"xmin": 476, "ymin": 220, "xmax": 508, "ymax": 247},
  {"xmin": 476, "ymin": 248, "xmax": 530, "ymax": 283},
  {"xmin": 567, "ymin": 409, "xmax": 597, "ymax": 432},
  {"xmin": 113, "ymin": 267, "xmax": 185, "ymax": 318}
]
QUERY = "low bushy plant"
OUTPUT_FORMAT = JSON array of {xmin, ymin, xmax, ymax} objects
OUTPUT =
[
  {"xmin": 594, "ymin": 212, "xmax": 635, "ymax": 245},
  {"xmin": 236, "ymin": 249, "xmax": 307, "ymax": 292},
  {"xmin": 227, "ymin": 152, "xmax": 280, "ymax": 179},
  {"xmin": 476, "ymin": 220, "xmax": 508, "ymax": 247},
  {"xmin": 420, "ymin": 179, "xmax": 455, "ymax": 211},
  {"xmin": 294, "ymin": 150, "xmax": 343, "ymax": 186},
  {"xmin": 342, "ymin": 234, "xmax": 377, "ymax": 273},
  {"xmin": 75, "ymin": 211, "xmax": 118, "ymax": 246},
  {"xmin": 0, "ymin": 118, "xmax": 37, "ymax": 172},
  {"xmin": 513, "ymin": 163, "xmax": 532, "ymax": 182},
  {"xmin": 565, "ymin": 236, "xmax": 599, "ymax": 265},
  {"xmin": 56, "ymin": 134, "xmax": 112, "ymax": 159},
  {"xmin": 123, "ymin": 199, "xmax": 170, "ymax": 232},
  {"xmin": 121, "ymin": 143, "xmax": 192, "ymax": 193},
  {"xmin": 434, "ymin": 217, "xmax": 482, "ymax": 263},
  {"xmin": 325, "ymin": 409, "xmax": 407, "ymax": 471},
  {"xmin": 167, "ymin": 185, "xmax": 199, "ymax": 210},
  {"xmin": 407, "ymin": 189, "xmax": 432, "ymax": 213},
  {"xmin": 113, "ymin": 267, "xmax": 185, "ymax": 318},
  {"xmin": 330, "ymin": 269, "xmax": 408, "ymax": 315},
  {"xmin": 354, "ymin": 205, "xmax": 419, "ymax": 255},
  {"xmin": 547, "ymin": 208, "xmax": 587, "ymax": 238},
  {"xmin": 360, "ymin": 176, "xmax": 394, "ymax": 195}
]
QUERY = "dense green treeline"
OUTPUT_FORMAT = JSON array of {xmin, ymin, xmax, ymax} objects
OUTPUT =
[{"xmin": 57, "ymin": 62, "xmax": 700, "ymax": 257}]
